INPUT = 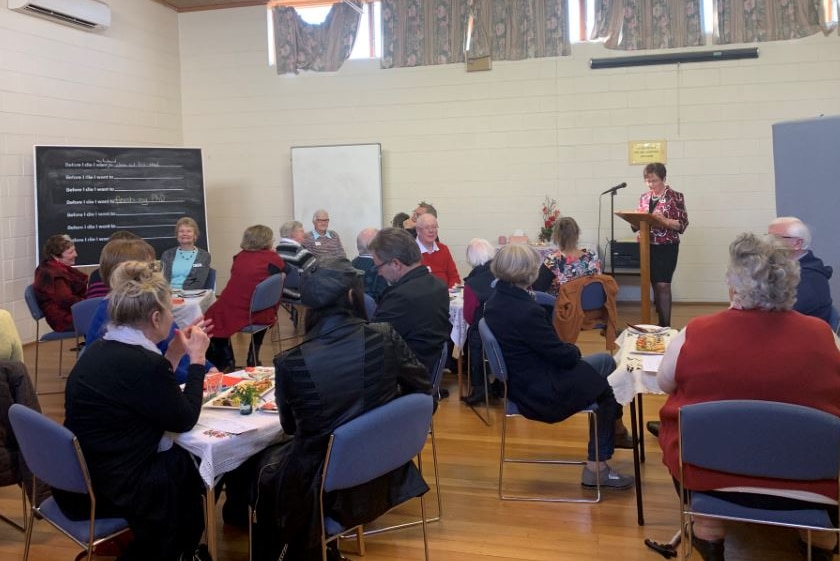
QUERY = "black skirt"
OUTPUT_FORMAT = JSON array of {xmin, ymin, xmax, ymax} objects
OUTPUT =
[{"xmin": 650, "ymin": 243, "xmax": 679, "ymax": 283}]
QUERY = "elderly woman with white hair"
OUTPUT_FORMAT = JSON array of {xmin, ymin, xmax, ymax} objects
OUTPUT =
[
  {"xmin": 483, "ymin": 244, "xmax": 634, "ymax": 489},
  {"xmin": 656, "ymin": 233, "xmax": 840, "ymax": 561},
  {"xmin": 462, "ymin": 238, "xmax": 496, "ymax": 404}
]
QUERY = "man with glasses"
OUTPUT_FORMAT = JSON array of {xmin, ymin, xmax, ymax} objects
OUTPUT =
[
  {"xmin": 768, "ymin": 216, "xmax": 834, "ymax": 324},
  {"xmin": 301, "ymin": 209, "xmax": 346, "ymax": 260},
  {"xmin": 416, "ymin": 213, "xmax": 461, "ymax": 288},
  {"xmin": 369, "ymin": 228, "xmax": 450, "ymax": 379}
]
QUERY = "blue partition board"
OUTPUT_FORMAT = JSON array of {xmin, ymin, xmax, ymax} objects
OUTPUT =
[{"xmin": 772, "ymin": 115, "xmax": 840, "ymax": 307}]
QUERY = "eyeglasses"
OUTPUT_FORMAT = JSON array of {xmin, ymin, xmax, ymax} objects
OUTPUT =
[{"xmin": 315, "ymin": 218, "xmax": 330, "ymax": 222}]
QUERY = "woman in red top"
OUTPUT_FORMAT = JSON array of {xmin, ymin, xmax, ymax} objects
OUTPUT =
[
  {"xmin": 33, "ymin": 234, "xmax": 88, "ymax": 332},
  {"xmin": 204, "ymin": 225, "xmax": 284, "ymax": 371},
  {"xmin": 634, "ymin": 163, "xmax": 688, "ymax": 327}
]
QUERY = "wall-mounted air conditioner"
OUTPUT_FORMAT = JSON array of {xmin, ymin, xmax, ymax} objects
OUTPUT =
[{"xmin": 8, "ymin": 0, "xmax": 111, "ymax": 31}]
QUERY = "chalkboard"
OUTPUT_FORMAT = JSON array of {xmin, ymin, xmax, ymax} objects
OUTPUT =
[
  {"xmin": 34, "ymin": 146, "xmax": 208, "ymax": 267},
  {"xmin": 291, "ymin": 143, "xmax": 382, "ymax": 258}
]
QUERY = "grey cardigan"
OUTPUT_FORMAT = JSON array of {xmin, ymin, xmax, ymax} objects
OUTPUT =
[{"xmin": 160, "ymin": 246, "xmax": 212, "ymax": 290}]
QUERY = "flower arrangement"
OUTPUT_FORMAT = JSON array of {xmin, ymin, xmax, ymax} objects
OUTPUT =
[{"xmin": 538, "ymin": 196, "xmax": 560, "ymax": 243}]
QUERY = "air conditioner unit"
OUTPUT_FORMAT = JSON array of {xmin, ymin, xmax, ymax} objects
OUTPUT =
[{"xmin": 8, "ymin": 0, "xmax": 111, "ymax": 31}]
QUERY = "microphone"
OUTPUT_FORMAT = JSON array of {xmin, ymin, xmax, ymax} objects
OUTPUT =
[{"xmin": 601, "ymin": 182, "xmax": 627, "ymax": 195}]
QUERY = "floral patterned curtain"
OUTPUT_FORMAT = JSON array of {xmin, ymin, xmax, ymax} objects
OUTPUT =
[
  {"xmin": 272, "ymin": 3, "xmax": 362, "ymax": 75},
  {"xmin": 381, "ymin": 0, "xmax": 570, "ymax": 69},
  {"xmin": 591, "ymin": 0, "xmax": 705, "ymax": 50},
  {"xmin": 713, "ymin": 0, "xmax": 828, "ymax": 44}
]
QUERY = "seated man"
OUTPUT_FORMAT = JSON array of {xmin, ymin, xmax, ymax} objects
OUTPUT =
[
  {"xmin": 369, "ymin": 228, "xmax": 451, "ymax": 378},
  {"xmin": 351, "ymin": 227, "xmax": 388, "ymax": 302},
  {"xmin": 768, "ymin": 217, "xmax": 833, "ymax": 325},
  {"xmin": 402, "ymin": 201, "xmax": 437, "ymax": 238},
  {"xmin": 415, "ymin": 213, "xmax": 461, "ymax": 288},
  {"xmin": 301, "ymin": 209, "xmax": 346, "ymax": 260},
  {"xmin": 276, "ymin": 220, "xmax": 316, "ymax": 299}
]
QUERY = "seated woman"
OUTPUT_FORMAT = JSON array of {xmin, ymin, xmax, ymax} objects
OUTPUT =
[
  {"xmin": 462, "ymin": 238, "xmax": 496, "ymax": 405},
  {"xmin": 33, "ymin": 234, "xmax": 87, "ymax": 332},
  {"xmin": 56, "ymin": 261, "xmax": 210, "ymax": 561},
  {"xmin": 0, "ymin": 309, "xmax": 23, "ymax": 362},
  {"xmin": 160, "ymin": 217, "xmax": 212, "ymax": 290},
  {"xmin": 86, "ymin": 237, "xmax": 215, "ymax": 383},
  {"xmin": 483, "ymin": 244, "xmax": 633, "ymax": 488},
  {"xmin": 252, "ymin": 258, "xmax": 432, "ymax": 560},
  {"xmin": 533, "ymin": 217, "xmax": 601, "ymax": 296},
  {"xmin": 87, "ymin": 230, "xmax": 141, "ymax": 299},
  {"xmin": 657, "ymin": 233, "xmax": 840, "ymax": 561},
  {"xmin": 205, "ymin": 225, "xmax": 285, "ymax": 370}
]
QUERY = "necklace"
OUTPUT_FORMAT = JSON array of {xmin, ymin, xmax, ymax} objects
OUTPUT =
[{"xmin": 178, "ymin": 249, "xmax": 197, "ymax": 260}]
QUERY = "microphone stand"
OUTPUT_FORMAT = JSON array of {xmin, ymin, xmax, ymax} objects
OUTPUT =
[{"xmin": 607, "ymin": 189, "xmax": 617, "ymax": 276}]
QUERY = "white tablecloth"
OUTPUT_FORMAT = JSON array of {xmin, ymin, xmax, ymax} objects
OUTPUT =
[
  {"xmin": 607, "ymin": 328, "xmax": 677, "ymax": 405},
  {"xmin": 449, "ymin": 291, "xmax": 468, "ymax": 357},
  {"xmin": 172, "ymin": 290, "xmax": 215, "ymax": 328},
  {"xmin": 172, "ymin": 405, "xmax": 283, "ymax": 488}
]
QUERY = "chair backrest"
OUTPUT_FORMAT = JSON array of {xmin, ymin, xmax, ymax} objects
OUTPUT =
[
  {"xmin": 8, "ymin": 404, "xmax": 91, "ymax": 495},
  {"xmin": 478, "ymin": 319, "xmax": 508, "ymax": 383},
  {"xmin": 830, "ymin": 305, "xmax": 840, "ymax": 334},
  {"xmin": 680, "ymin": 400, "xmax": 840, "ymax": 481},
  {"xmin": 581, "ymin": 282, "xmax": 607, "ymax": 311},
  {"xmin": 71, "ymin": 297, "xmax": 105, "ymax": 338},
  {"xmin": 533, "ymin": 291, "xmax": 555, "ymax": 310},
  {"xmin": 204, "ymin": 267, "xmax": 217, "ymax": 291},
  {"xmin": 322, "ymin": 393, "xmax": 434, "ymax": 493},
  {"xmin": 249, "ymin": 273, "xmax": 285, "ymax": 315},
  {"xmin": 363, "ymin": 293, "xmax": 376, "ymax": 321},
  {"xmin": 430, "ymin": 342, "xmax": 449, "ymax": 393},
  {"xmin": 284, "ymin": 266, "xmax": 301, "ymax": 291},
  {"xmin": 23, "ymin": 285, "xmax": 44, "ymax": 322}
]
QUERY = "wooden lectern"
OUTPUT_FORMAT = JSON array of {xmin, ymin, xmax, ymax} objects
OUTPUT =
[{"xmin": 615, "ymin": 211, "xmax": 671, "ymax": 325}]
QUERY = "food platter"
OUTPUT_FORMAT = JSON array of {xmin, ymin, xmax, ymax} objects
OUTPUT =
[
  {"xmin": 632, "ymin": 334, "xmax": 667, "ymax": 355},
  {"xmin": 204, "ymin": 378, "xmax": 275, "ymax": 409}
]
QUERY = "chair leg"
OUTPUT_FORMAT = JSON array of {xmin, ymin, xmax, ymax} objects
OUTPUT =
[
  {"xmin": 22, "ymin": 505, "xmax": 36, "ymax": 561},
  {"xmin": 429, "ymin": 420, "xmax": 442, "ymax": 521}
]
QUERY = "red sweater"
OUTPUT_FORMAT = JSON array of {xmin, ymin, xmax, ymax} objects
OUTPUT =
[
  {"xmin": 421, "ymin": 243, "xmax": 461, "ymax": 287},
  {"xmin": 204, "ymin": 250, "xmax": 284, "ymax": 337},
  {"xmin": 659, "ymin": 308, "xmax": 840, "ymax": 499},
  {"xmin": 33, "ymin": 259, "xmax": 88, "ymax": 332}
]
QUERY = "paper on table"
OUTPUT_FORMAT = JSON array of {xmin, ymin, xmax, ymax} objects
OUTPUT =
[
  {"xmin": 642, "ymin": 354, "xmax": 664, "ymax": 373},
  {"xmin": 196, "ymin": 414, "xmax": 259, "ymax": 435}
]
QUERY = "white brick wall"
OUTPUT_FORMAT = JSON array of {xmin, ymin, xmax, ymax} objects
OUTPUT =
[
  {"xmin": 179, "ymin": 6, "xmax": 840, "ymax": 304},
  {"xmin": 0, "ymin": 0, "xmax": 182, "ymax": 341}
]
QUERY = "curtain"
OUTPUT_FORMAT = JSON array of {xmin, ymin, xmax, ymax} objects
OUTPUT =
[
  {"xmin": 381, "ymin": 0, "xmax": 570, "ymax": 69},
  {"xmin": 713, "ymin": 0, "xmax": 828, "ymax": 44},
  {"xmin": 591, "ymin": 0, "xmax": 705, "ymax": 50},
  {"xmin": 272, "ymin": 3, "xmax": 362, "ymax": 75}
]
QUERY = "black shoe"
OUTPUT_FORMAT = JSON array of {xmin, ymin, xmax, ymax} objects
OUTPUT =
[
  {"xmin": 437, "ymin": 388, "xmax": 450, "ymax": 399},
  {"xmin": 490, "ymin": 380, "xmax": 505, "ymax": 398},
  {"xmin": 462, "ymin": 390, "xmax": 487, "ymax": 406},
  {"xmin": 798, "ymin": 540, "xmax": 835, "ymax": 561},
  {"xmin": 646, "ymin": 421, "xmax": 661, "ymax": 437},
  {"xmin": 614, "ymin": 432, "xmax": 635, "ymax": 449},
  {"xmin": 691, "ymin": 536, "xmax": 724, "ymax": 561}
]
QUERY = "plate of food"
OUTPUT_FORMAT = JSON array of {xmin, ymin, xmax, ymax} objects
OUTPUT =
[
  {"xmin": 258, "ymin": 401, "xmax": 278, "ymax": 413},
  {"xmin": 205, "ymin": 378, "xmax": 274, "ymax": 409},
  {"xmin": 632, "ymin": 334, "xmax": 667, "ymax": 355},
  {"xmin": 625, "ymin": 323, "xmax": 669, "ymax": 335}
]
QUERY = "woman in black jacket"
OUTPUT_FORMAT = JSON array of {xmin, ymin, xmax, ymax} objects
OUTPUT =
[
  {"xmin": 252, "ymin": 258, "xmax": 433, "ymax": 561},
  {"xmin": 484, "ymin": 244, "xmax": 633, "ymax": 489}
]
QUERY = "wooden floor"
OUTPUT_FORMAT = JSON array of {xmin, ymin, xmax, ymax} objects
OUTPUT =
[{"xmin": 0, "ymin": 302, "xmax": 814, "ymax": 560}]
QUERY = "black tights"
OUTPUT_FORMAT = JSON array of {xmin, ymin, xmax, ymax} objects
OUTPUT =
[
  {"xmin": 653, "ymin": 282, "xmax": 672, "ymax": 327},
  {"xmin": 207, "ymin": 331, "xmax": 268, "ymax": 372}
]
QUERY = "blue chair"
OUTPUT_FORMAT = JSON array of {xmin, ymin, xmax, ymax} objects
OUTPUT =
[
  {"xmin": 678, "ymin": 400, "xmax": 840, "ymax": 560},
  {"xmin": 8, "ymin": 403, "xmax": 131, "ymax": 561},
  {"xmin": 478, "ymin": 318, "xmax": 602, "ymax": 503},
  {"xmin": 363, "ymin": 293, "xmax": 376, "ymax": 321},
  {"xmin": 829, "ymin": 305, "xmax": 839, "ymax": 335},
  {"xmin": 320, "ymin": 393, "xmax": 433, "ymax": 561},
  {"xmin": 71, "ymin": 297, "xmax": 105, "ymax": 359},
  {"xmin": 533, "ymin": 290, "xmax": 555, "ymax": 311},
  {"xmin": 278, "ymin": 266, "xmax": 303, "ymax": 328},
  {"xmin": 23, "ymin": 285, "xmax": 77, "ymax": 393},
  {"xmin": 237, "ymin": 273, "xmax": 285, "ymax": 366},
  {"xmin": 204, "ymin": 267, "xmax": 217, "ymax": 291}
]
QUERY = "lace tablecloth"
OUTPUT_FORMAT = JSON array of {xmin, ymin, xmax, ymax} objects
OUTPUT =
[
  {"xmin": 449, "ymin": 290, "xmax": 468, "ymax": 357},
  {"xmin": 172, "ymin": 289, "xmax": 215, "ymax": 327}
]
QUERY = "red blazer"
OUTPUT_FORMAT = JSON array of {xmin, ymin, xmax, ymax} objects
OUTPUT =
[{"xmin": 204, "ymin": 250, "xmax": 284, "ymax": 337}]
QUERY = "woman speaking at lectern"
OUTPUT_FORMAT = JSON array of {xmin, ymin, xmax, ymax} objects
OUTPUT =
[{"xmin": 634, "ymin": 163, "xmax": 688, "ymax": 327}]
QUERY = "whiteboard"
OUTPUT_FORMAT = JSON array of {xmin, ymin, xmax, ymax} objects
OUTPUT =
[{"xmin": 291, "ymin": 143, "xmax": 383, "ymax": 259}]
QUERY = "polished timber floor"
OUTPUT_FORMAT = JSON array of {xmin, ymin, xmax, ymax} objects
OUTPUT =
[{"xmin": 0, "ymin": 302, "xmax": 820, "ymax": 561}]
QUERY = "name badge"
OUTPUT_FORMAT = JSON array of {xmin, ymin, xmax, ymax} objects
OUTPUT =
[{"xmin": 315, "ymin": 241, "xmax": 322, "ymax": 246}]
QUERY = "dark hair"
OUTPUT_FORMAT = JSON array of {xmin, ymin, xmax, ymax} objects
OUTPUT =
[
  {"xmin": 108, "ymin": 230, "xmax": 140, "ymax": 241},
  {"xmin": 99, "ymin": 238, "xmax": 156, "ymax": 289},
  {"xmin": 643, "ymin": 162, "xmax": 667, "ymax": 180},
  {"xmin": 42, "ymin": 234, "xmax": 74, "ymax": 260},
  {"xmin": 303, "ymin": 275, "xmax": 366, "ymax": 333},
  {"xmin": 391, "ymin": 212, "xmax": 410, "ymax": 228},
  {"xmin": 417, "ymin": 201, "xmax": 437, "ymax": 217},
  {"xmin": 368, "ymin": 228, "xmax": 421, "ymax": 266},
  {"xmin": 552, "ymin": 217, "xmax": 580, "ymax": 252}
]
